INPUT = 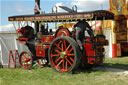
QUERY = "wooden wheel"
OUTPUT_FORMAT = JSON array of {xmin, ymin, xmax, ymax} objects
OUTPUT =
[
  {"xmin": 19, "ymin": 52, "xmax": 33, "ymax": 70},
  {"xmin": 48, "ymin": 36, "xmax": 80, "ymax": 72},
  {"xmin": 55, "ymin": 28, "xmax": 71, "ymax": 38}
]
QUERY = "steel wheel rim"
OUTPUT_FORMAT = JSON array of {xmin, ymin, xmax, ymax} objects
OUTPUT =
[
  {"xmin": 50, "ymin": 39, "xmax": 76, "ymax": 72},
  {"xmin": 20, "ymin": 52, "xmax": 32, "ymax": 69}
]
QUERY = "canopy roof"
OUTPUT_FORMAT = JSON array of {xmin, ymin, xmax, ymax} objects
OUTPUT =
[{"xmin": 8, "ymin": 10, "xmax": 114, "ymax": 22}]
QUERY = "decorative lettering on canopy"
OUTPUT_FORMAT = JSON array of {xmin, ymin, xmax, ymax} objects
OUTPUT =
[
  {"xmin": 15, "ymin": 17, "xmax": 23, "ymax": 21},
  {"xmin": 8, "ymin": 13, "xmax": 93, "ymax": 21},
  {"xmin": 57, "ymin": 15, "xmax": 73, "ymax": 19},
  {"xmin": 24, "ymin": 17, "xmax": 35, "ymax": 21}
]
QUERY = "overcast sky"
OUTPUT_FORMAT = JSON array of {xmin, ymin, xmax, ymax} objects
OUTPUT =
[{"xmin": 0, "ymin": 0, "xmax": 110, "ymax": 32}]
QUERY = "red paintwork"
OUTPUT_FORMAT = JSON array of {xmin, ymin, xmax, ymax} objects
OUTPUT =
[
  {"xmin": 83, "ymin": 37, "xmax": 105, "ymax": 64},
  {"xmin": 55, "ymin": 28, "xmax": 70, "ymax": 37},
  {"xmin": 17, "ymin": 27, "xmax": 26, "ymax": 36},
  {"xmin": 36, "ymin": 49, "xmax": 45, "ymax": 57},
  {"xmin": 17, "ymin": 28, "xmax": 21, "ymax": 33},
  {"xmin": 42, "ymin": 35, "xmax": 54, "ymax": 43},
  {"xmin": 83, "ymin": 38, "xmax": 95, "ymax": 64},
  {"xmin": 35, "ymin": 42, "xmax": 50, "ymax": 57},
  {"xmin": 36, "ymin": 43, "xmax": 45, "ymax": 57},
  {"xmin": 84, "ymin": 38, "xmax": 95, "ymax": 57},
  {"xmin": 112, "ymin": 44, "xmax": 117, "ymax": 58},
  {"xmin": 17, "ymin": 37, "xmax": 28, "ymax": 44},
  {"xmin": 17, "ymin": 37, "xmax": 28, "ymax": 41},
  {"xmin": 84, "ymin": 43, "xmax": 95, "ymax": 56}
]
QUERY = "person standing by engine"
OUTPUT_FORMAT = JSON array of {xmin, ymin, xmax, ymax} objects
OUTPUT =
[{"xmin": 74, "ymin": 20, "xmax": 94, "ymax": 50}]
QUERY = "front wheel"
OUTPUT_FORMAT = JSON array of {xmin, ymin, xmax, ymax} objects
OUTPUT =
[
  {"xmin": 19, "ymin": 52, "xmax": 33, "ymax": 70},
  {"xmin": 48, "ymin": 36, "xmax": 80, "ymax": 72}
]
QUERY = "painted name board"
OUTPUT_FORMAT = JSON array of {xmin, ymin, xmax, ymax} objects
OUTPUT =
[{"xmin": 8, "ymin": 13, "xmax": 93, "ymax": 21}]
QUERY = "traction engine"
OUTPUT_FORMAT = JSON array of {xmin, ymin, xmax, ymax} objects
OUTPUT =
[
  {"xmin": 8, "ymin": 4, "xmax": 113, "ymax": 72},
  {"xmin": 16, "ymin": 23, "xmax": 108, "ymax": 72}
]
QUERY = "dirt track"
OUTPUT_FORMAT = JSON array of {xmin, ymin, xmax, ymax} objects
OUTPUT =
[{"xmin": 93, "ymin": 67, "xmax": 128, "ymax": 75}]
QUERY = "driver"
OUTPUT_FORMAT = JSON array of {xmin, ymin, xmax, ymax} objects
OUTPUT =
[{"xmin": 74, "ymin": 20, "xmax": 94, "ymax": 50}]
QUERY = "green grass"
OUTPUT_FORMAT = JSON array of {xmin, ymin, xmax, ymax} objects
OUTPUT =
[
  {"xmin": 102, "ymin": 57, "xmax": 128, "ymax": 70},
  {"xmin": 0, "ymin": 57, "xmax": 128, "ymax": 85}
]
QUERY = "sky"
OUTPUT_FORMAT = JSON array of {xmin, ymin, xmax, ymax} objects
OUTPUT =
[{"xmin": 0, "ymin": 0, "xmax": 110, "ymax": 32}]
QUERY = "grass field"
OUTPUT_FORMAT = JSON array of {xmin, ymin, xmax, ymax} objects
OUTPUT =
[{"xmin": 0, "ymin": 57, "xmax": 128, "ymax": 85}]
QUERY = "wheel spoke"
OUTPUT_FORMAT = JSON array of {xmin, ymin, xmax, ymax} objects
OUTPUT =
[
  {"xmin": 25, "ymin": 58, "xmax": 31, "ymax": 62},
  {"xmin": 61, "ymin": 42, "xmax": 64, "ymax": 51},
  {"xmin": 56, "ymin": 59, "xmax": 63, "ymax": 67},
  {"xmin": 23, "ymin": 53, "xmax": 27, "ymax": 59},
  {"xmin": 51, "ymin": 54, "xmax": 59, "ymax": 57},
  {"xmin": 55, "ymin": 57, "xmax": 61, "ymax": 64},
  {"xmin": 54, "ymin": 43, "xmax": 62, "ymax": 51},
  {"xmin": 66, "ymin": 58, "xmax": 72, "ymax": 66},
  {"xmin": 55, "ymin": 49, "xmax": 61, "ymax": 54},
  {"xmin": 67, "ymin": 53, "xmax": 75, "ymax": 56},
  {"xmin": 23, "ymin": 56, "xmax": 26, "ymax": 60},
  {"xmin": 65, "ymin": 44, "xmax": 71, "ymax": 52},
  {"xmin": 69, "ymin": 57, "xmax": 74, "ymax": 62},
  {"xmin": 57, "ymin": 41, "xmax": 62, "ymax": 45},
  {"xmin": 63, "ymin": 40, "xmax": 67, "ymax": 50},
  {"xmin": 69, "ymin": 48, "xmax": 73, "ymax": 53}
]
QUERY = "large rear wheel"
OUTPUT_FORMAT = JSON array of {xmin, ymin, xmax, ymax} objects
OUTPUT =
[{"xmin": 48, "ymin": 36, "xmax": 80, "ymax": 72}]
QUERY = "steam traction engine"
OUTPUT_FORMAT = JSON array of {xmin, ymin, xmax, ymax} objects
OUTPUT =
[{"xmin": 8, "ymin": 9, "xmax": 114, "ymax": 72}]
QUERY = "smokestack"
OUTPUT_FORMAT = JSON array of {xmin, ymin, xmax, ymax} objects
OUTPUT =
[
  {"xmin": 34, "ymin": 0, "xmax": 40, "ymax": 14},
  {"xmin": 34, "ymin": 0, "xmax": 40, "ymax": 34}
]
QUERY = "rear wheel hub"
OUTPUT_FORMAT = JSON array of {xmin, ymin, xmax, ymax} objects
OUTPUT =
[{"xmin": 60, "ymin": 52, "xmax": 67, "ymax": 59}]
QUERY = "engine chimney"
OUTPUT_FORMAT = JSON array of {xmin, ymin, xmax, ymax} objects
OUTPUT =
[
  {"xmin": 34, "ymin": 0, "xmax": 40, "ymax": 33},
  {"xmin": 34, "ymin": 0, "xmax": 40, "ymax": 14}
]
